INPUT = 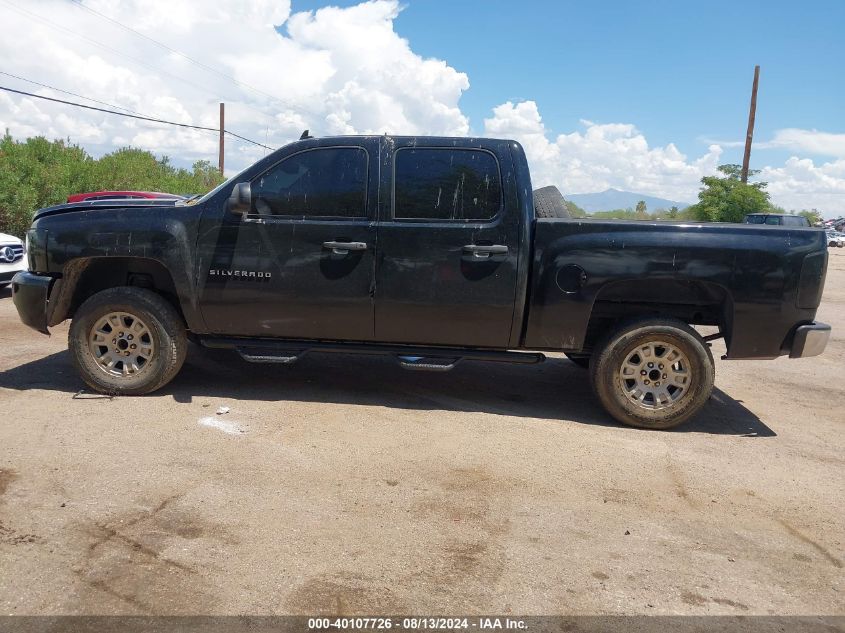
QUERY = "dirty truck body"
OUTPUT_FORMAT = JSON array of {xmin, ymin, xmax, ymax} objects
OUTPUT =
[{"xmin": 12, "ymin": 135, "xmax": 830, "ymax": 429}]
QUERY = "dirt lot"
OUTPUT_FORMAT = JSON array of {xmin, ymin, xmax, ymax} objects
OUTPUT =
[{"xmin": 0, "ymin": 252, "xmax": 843, "ymax": 617}]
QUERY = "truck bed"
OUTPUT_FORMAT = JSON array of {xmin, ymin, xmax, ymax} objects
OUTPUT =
[{"xmin": 524, "ymin": 219, "xmax": 828, "ymax": 359}]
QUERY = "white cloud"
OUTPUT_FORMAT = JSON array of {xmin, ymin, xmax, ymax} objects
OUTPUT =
[
  {"xmin": 760, "ymin": 157, "xmax": 845, "ymax": 211},
  {"xmin": 0, "ymin": 0, "xmax": 842, "ymax": 214},
  {"xmin": 483, "ymin": 101, "xmax": 845, "ymax": 213},
  {"xmin": 285, "ymin": 1, "xmax": 469, "ymax": 135},
  {"xmin": 484, "ymin": 101, "xmax": 722, "ymax": 203},
  {"xmin": 700, "ymin": 128, "xmax": 845, "ymax": 159},
  {"xmin": 0, "ymin": 0, "xmax": 468, "ymax": 170},
  {"xmin": 767, "ymin": 128, "xmax": 845, "ymax": 158}
]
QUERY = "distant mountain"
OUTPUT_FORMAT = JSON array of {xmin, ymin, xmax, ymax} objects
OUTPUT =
[{"xmin": 566, "ymin": 188, "xmax": 692, "ymax": 213}]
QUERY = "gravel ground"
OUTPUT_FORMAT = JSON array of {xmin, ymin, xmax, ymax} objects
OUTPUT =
[{"xmin": 0, "ymin": 251, "xmax": 843, "ymax": 616}]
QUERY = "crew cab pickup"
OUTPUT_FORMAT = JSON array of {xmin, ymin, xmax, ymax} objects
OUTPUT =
[{"xmin": 11, "ymin": 135, "xmax": 831, "ymax": 429}]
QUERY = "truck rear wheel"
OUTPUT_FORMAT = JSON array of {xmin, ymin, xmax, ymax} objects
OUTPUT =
[
  {"xmin": 590, "ymin": 318, "xmax": 714, "ymax": 429},
  {"xmin": 69, "ymin": 287, "xmax": 187, "ymax": 395}
]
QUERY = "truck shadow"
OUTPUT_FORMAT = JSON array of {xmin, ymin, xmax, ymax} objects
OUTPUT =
[{"xmin": 0, "ymin": 346, "xmax": 776, "ymax": 436}]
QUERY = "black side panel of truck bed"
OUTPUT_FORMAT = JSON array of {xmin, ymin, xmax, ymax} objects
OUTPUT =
[{"xmin": 524, "ymin": 219, "xmax": 828, "ymax": 359}]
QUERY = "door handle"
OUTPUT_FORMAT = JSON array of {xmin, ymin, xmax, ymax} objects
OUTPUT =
[
  {"xmin": 323, "ymin": 241, "xmax": 367, "ymax": 255},
  {"xmin": 463, "ymin": 244, "xmax": 508, "ymax": 258}
]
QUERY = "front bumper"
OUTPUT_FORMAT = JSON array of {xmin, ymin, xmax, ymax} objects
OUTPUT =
[
  {"xmin": 10, "ymin": 271, "xmax": 53, "ymax": 334},
  {"xmin": 789, "ymin": 322, "xmax": 831, "ymax": 358}
]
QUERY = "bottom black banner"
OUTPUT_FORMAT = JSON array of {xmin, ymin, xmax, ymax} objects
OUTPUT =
[{"xmin": 0, "ymin": 616, "xmax": 842, "ymax": 633}]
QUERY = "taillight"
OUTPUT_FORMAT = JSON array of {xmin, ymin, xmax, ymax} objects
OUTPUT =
[
  {"xmin": 26, "ymin": 228, "xmax": 48, "ymax": 272},
  {"xmin": 797, "ymin": 251, "xmax": 827, "ymax": 309}
]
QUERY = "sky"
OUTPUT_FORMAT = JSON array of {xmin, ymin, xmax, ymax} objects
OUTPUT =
[{"xmin": 0, "ymin": 0, "xmax": 843, "ymax": 214}]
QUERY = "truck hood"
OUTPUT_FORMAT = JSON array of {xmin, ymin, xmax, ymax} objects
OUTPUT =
[{"xmin": 33, "ymin": 198, "xmax": 182, "ymax": 221}]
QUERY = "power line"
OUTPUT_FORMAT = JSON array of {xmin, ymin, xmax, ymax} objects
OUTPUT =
[
  {"xmin": 0, "ymin": 84, "xmax": 274, "ymax": 150},
  {"xmin": 0, "ymin": 70, "xmax": 145, "ymax": 117},
  {"xmin": 0, "ymin": 0, "xmax": 293, "ymax": 130},
  {"xmin": 68, "ymin": 0, "xmax": 298, "ymax": 111},
  {"xmin": 0, "ymin": 0, "xmax": 278, "ymax": 126},
  {"xmin": 0, "ymin": 0, "xmax": 295, "ymax": 143},
  {"xmin": 0, "ymin": 0, "xmax": 218, "ymax": 102},
  {"xmin": 0, "ymin": 70, "xmax": 220, "ymax": 147}
]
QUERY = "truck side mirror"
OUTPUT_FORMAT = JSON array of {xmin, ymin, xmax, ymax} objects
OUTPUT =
[{"xmin": 227, "ymin": 182, "xmax": 252, "ymax": 216}]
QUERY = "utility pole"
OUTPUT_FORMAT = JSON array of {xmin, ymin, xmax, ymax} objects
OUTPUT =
[
  {"xmin": 218, "ymin": 102, "xmax": 225, "ymax": 176},
  {"xmin": 741, "ymin": 65, "xmax": 760, "ymax": 183}
]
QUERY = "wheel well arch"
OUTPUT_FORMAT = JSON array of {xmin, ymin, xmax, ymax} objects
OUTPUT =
[
  {"xmin": 581, "ymin": 278, "xmax": 734, "ymax": 352},
  {"xmin": 49, "ymin": 257, "xmax": 185, "ymax": 327}
]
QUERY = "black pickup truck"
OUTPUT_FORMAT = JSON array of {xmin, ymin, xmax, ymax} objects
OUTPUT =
[{"xmin": 12, "ymin": 135, "xmax": 831, "ymax": 429}]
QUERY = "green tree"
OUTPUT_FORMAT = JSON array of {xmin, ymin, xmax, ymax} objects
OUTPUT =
[
  {"xmin": 0, "ymin": 135, "xmax": 225, "ymax": 237},
  {"xmin": 635, "ymin": 200, "xmax": 648, "ymax": 219},
  {"xmin": 592, "ymin": 208, "xmax": 638, "ymax": 220},
  {"xmin": 668, "ymin": 205, "xmax": 679, "ymax": 219},
  {"xmin": 798, "ymin": 209, "xmax": 823, "ymax": 226},
  {"xmin": 0, "ymin": 134, "xmax": 94, "ymax": 238},
  {"xmin": 688, "ymin": 164, "xmax": 770, "ymax": 223},
  {"xmin": 564, "ymin": 199, "xmax": 588, "ymax": 218}
]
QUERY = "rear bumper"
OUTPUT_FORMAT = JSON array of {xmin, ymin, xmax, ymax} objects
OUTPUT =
[
  {"xmin": 789, "ymin": 322, "xmax": 831, "ymax": 358},
  {"xmin": 10, "ymin": 271, "xmax": 53, "ymax": 334}
]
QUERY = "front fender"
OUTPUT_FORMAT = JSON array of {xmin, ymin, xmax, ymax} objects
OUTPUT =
[{"xmin": 32, "ymin": 205, "xmax": 206, "ymax": 332}]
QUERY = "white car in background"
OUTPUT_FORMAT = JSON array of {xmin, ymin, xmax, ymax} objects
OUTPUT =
[
  {"xmin": 0, "ymin": 232, "xmax": 26, "ymax": 289},
  {"xmin": 826, "ymin": 231, "xmax": 845, "ymax": 248}
]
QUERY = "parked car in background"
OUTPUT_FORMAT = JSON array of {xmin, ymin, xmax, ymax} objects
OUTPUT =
[
  {"xmin": 744, "ymin": 213, "xmax": 810, "ymax": 227},
  {"xmin": 827, "ymin": 231, "xmax": 845, "ymax": 248},
  {"xmin": 0, "ymin": 232, "xmax": 26, "ymax": 289},
  {"xmin": 823, "ymin": 217, "xmax": 845, "ymax": 231},
  {"xmin": 66, "ymin": 191, "xmax": 185, "ymax": 203}
]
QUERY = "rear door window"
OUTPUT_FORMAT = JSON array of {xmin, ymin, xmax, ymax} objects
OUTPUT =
[{"xmin": 393, "ymin": 148, "xmax": 502, "ymax": 221}]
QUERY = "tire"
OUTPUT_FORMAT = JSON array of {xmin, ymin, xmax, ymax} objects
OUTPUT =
[
  {"xmin": 69, "ymin": 287, "xmax": 187, "ymax": 395},
  {"xmin": 533, "ymin": 186, "xmax": 572, "ymax": 219},
  {"xmin": 589, "ymin": 318, "xmax": 714, "ymax": 430},
  {"xmin": 564, "ymin": 352, "xmax": 590, "ymax": 369}
]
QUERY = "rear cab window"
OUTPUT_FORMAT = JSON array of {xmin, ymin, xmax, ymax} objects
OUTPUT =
[
  {"xmin": 784, "ymin": 215, "xmax": 809, "ymax": 227},
  {"xmin": 393, "ymin": 148, "xmax": 502, "ymax": 221}
]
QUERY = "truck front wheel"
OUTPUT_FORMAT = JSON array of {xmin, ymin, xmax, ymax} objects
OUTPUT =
[
  {"xmin": 69, "ymin": 287, "xmax": 187, "ymax": 395},
  {"xmin": 590, "ymin": 318, "xmax": 714, "ymax": 429}
]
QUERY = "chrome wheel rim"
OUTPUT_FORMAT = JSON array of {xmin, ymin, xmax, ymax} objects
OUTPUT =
[
  {"xmin": 618, "ymin": 340, "xmax": 692, "ymax": 412},
  {"xmin": 88, "ymin": 312, "xmax": 155, "ymax": 378}
]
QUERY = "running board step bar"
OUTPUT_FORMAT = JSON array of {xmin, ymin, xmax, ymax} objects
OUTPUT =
[
  {"xmin": 202, "ymin": 337, "xmax": 545, "ymax": 369},
  {"xmin": 397, "ymin": 356, "xmax": 459, "ymax": 372},
  {"xmin": 236, "ymin": 348, "xmax": 304, "ymax": 364}
]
